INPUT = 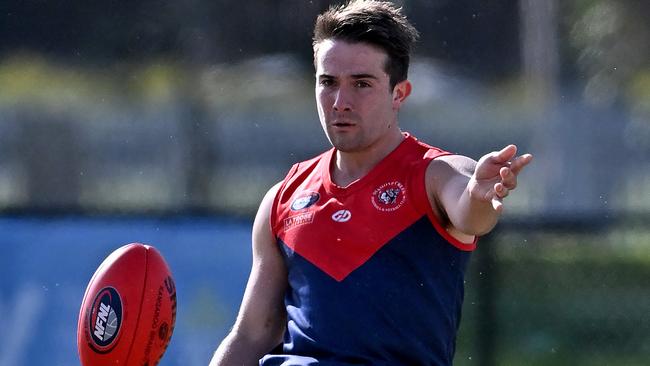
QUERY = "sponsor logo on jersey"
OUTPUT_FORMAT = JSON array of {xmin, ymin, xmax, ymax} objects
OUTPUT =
[
  {"xmin": 372, "ymin": 181, "xmax": 406, "ymax": 212},
  {"xmin": 331, "ymin": 209, "xmax": 352, "ymax": 222},
  {"xmin": 88, "ymin": 287, "xmax": 122, "ymax": 353},
  {"xmin": 284, "ymin": 212, "xmax": 315, "ymax": 230},
  {"xmin": 290, "ymin": 192, "xmax": 320, "ymax": 211}
]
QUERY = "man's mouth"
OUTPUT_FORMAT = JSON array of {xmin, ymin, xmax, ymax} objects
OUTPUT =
[{"xmin": 332, "ymin": 121, "xmax": 355, "ymax": 127}]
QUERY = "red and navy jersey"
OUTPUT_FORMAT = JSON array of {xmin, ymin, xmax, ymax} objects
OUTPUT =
[{"xmin": 261, "ymin": 133, "xmax": 477, "ymax": 366}]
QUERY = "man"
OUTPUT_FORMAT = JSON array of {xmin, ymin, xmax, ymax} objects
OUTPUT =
[{"xmin": 211, "ymin": 1, "xmax": 532, "ymax": 365}]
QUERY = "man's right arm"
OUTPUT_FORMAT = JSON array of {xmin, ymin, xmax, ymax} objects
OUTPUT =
[{"xmin": 209, "ymin": 182, "xmax": 288, "ymax": 366}]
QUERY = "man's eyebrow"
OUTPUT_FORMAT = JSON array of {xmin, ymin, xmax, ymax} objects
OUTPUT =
[
  {"xmin": 317, "ymin": 73, "xmax": 379, "ymax": 80},
  {"xmin": 351, "ymin": 73, "xmax": 378, "ymax": 80}
]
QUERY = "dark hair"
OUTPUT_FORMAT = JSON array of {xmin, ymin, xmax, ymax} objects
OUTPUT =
[{"xmin": 313, "ymin": 0, "xmax": 419, "ymax": 90}]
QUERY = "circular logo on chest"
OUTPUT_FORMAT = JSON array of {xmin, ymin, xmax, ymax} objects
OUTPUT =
[
  {"xmin": 372, "ymin": 181, "xmax": 406, "ymax": 212},
  {"xmin": 291, "ymin": 192, "xmax": 320, "ymax": 211}
]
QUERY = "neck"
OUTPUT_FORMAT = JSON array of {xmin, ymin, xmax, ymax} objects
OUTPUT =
[{"xmin": 331, "ymin": 129, "xmax": 405, "ymax": 187}]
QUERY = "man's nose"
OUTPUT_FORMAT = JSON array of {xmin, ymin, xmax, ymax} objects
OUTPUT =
[{"xmin": 333, "ymin": 87, "xmax": 352, "ymax": 112}]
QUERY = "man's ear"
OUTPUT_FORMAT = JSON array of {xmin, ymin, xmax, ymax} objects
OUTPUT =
[{"xmin": 392, "ymin": 80, "xmax": 412, "ymax": 109}]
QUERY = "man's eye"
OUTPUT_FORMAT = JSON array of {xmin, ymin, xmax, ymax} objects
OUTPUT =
[
  {"xmin": 355, "ymin": 81, "xmax": 371, "ymax": 88},
  {"xmin": 320, "ymin": 79, "xmax": 334, "ymax": 86}
]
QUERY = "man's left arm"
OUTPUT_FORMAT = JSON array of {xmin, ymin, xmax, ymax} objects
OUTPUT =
[{"xmin": 428, "ymin": 145, "xmax": 533, "ymax": 236}]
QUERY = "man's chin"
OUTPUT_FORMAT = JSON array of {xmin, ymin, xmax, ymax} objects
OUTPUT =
[
  {"xmin": 326, "ymin": 133, "xmax": 367, "ymax": 153},
  {"xmin": 331, "ymin": 142, "xmax": 364, "ymax": 153}
]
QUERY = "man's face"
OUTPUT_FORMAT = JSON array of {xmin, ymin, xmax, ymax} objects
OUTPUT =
[{"xmin": 314, "ymin": 39, "xmax": 405, "ymax": 153}]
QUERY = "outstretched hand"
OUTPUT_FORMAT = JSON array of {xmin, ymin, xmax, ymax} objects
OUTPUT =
[{"xmin": 469, "ymin": 145, "xmax": 533, "ymax": 213}]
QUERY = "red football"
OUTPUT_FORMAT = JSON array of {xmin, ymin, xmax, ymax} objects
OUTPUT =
[{"xmin": 77, "ymin": 243, "xmax": 177, "ymax": 366}]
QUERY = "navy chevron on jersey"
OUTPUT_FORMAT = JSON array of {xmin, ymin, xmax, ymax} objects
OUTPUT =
[{"xmin": 262, "ymin": 133, "xmax": 477, "ymax": 366}]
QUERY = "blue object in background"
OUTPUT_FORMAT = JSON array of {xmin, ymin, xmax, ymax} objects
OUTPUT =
[{"xmin": 0, "ymin": 216, "xmax": 253, "ymax": 366}]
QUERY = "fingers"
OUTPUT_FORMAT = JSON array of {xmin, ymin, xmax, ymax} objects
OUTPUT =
[
  {"xmin": 497, "ymin": 152, "xmax": 533, "ymax": 189},
  {"xmin": 491, "ymin": 165, "xmax": 516, "ymax": 198},
  {"xmin": 492, "ymin": 175, "xmax": 510, "ymax": 212},
  {"xmin": 499, "ymin": 167, "xmax": 515, "ymax": 189},
  {"xmin": 492, "ymin": 146, "xmax": 533, "ymax": 172},
  {"xmin": 493, "ymin": 144, "xmax": 517, "ymax": 163},
  {"xmin": 491, "ymin": 196, "xmax": 504, "ymax": 212},
  {"xmin": 476, "ymin": 145, "xmax": 533, "ymax": 212},
  {"xmin": 494, "ymin": 181, "xmax": 509, "ymax": 198},
  {"xmin": 488, "ymin": 156, "xmax": 527, "ymax": 212},
  {"xmin": 485, "ymin": 181, "xmax": 508, "ymax": 212},
  {"xmin": 510, "ymin": 153, "xmax": 533, "ymax": 175}
]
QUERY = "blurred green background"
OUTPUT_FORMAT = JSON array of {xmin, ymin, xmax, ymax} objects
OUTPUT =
[{"xmin": 0, "ymin": 0, "xmax": 649, "ymax": 365}]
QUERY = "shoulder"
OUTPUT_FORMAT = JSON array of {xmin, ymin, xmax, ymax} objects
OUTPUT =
[
  {"xmin": 401, "ymin": 134, "xmax": 474, "ymax": 178},
  {"xmin": 260, "ymin": 181, "xmax": 284, "ymax": 210},
  {"xmin": 255, "ymin": 181, "xmax": 284, "ymax": 237},
  {"xmin": 401, "ymin": 133, "xmax": 450, "ymax": 160}
]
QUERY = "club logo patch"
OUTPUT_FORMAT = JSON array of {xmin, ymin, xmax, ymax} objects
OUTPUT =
[
  {"xmin": 372, "ymin": 181, "xmax": 406, "ymax": 212},
  {"xmin": 87, "ymin": 287, "xmax": 123, "ymax": 353},
  {"xmin": 291, "ymin": 192, "xmax": 320, "ymax": 211}
]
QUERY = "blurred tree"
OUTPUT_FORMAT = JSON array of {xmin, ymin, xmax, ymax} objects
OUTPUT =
[
  {"xmin": 564, "ymin": 0, "xmax": 650, "ymax": 108},
  {"xmin": 406, "ymin": 0, "xmax": 520, "ymax": 80},
  {"xmin": 1, "ymin": 0, "xmax": 521, "ymax": 79}
]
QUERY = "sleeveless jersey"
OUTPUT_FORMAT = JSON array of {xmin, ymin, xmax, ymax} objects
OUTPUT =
[{"xmin": 261, "ymin": 133, "xmax": 477, "ymax": 366}]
